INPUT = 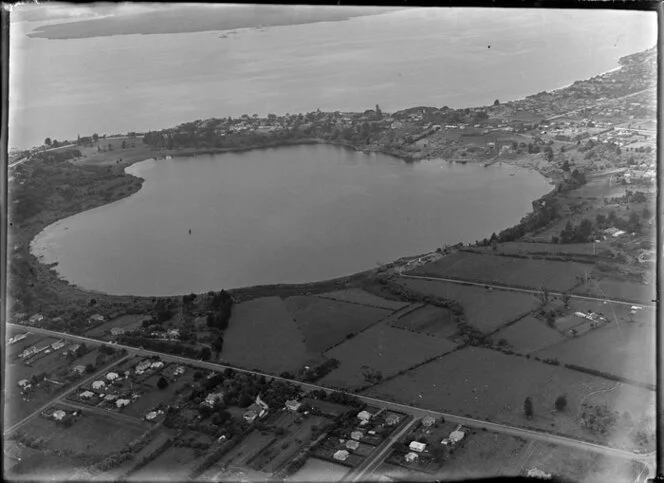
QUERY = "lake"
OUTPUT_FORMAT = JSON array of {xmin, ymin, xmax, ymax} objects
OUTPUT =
[
  {"xmin": 9, "ymin": 8, "xmax": 657, "ymax": 149},
  {"xmin": 31, "ymin": 144, "xmax": 552, "ymax": 295}
]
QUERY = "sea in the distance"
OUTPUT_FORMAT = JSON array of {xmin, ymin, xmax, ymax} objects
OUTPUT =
[
  {"xmin": 31, "ymin": 145, "xmax": 551, "ymax": 296},
  {"xmin": 10, "ymin": 8, "xmax": 656, "ymax": 149}
]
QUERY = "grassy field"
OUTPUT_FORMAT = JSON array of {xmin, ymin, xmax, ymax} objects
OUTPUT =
[
  {"xmin": 222, "ymin": 296, "xmax": 314, "ymax": 374},
  {"xmin": 390, "ymin": 304, "xmax": 457, "ymax": 338},
  {"xmin": 315, "ymin": 288, "xmax": 408, "ymax": 310},
  {"xmin": 574, "ymin": 277, "xmax": 655, "ymax": 303},
  {"xmin": 472, "ymin": 241, "xmax": 611, "ymax": 257},
  {"xmin": 493, "ymin": 315, "xmax": 566, "ymax": 353},
  {"xmin": 284, "ymin": 296, "xmax": 391, "ymax": 353},
  {"xmin": 287, "ymin": 457, "xmax": 349, "ymax": 482},
  {"xmin": 433, "ymin": 431, "xmax": 528, "ymax": 480},
  {"xmin": 122, "ymin": 366, "xmax": 195, "ymax": 418},
  {"xmin": 534, "ymin": 318, "xmax": 655, "ymax": 385},
  {"xmin": 396, "ymin": 279, "xmax": 540, "ymax": 333},
  {"xmin": 320, "ymin": 322, "xmax": 458, "ymax": 389},
  {"xmin": 218, "ymin": 430, "xmax": 276, "ymax": 468},
  {"xmin": 409, "ymin": 251, "xmax": 588, "ymax": 292},
  {"xmin": 71, "ymin": 137, "xmax": 159, "ymax": 166},
  {"xmin": 363, "ymin": 346, "xmax": 655, "ymax": 449},
  {"xmin": 20, "ymin": 411, "xmax": 147, "ymax": 456},
  {"xmin": 127, "ymin": 445, "xmax": 207, "ymax": 482},
  {"xmin": 84, "ymin": 314, "xmax": 148, "ymax": 338}
]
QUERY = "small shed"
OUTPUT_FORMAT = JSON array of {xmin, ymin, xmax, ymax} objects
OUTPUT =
[{"xmin": 404, "ymin": 452, "xmax": 419, "ymax": 463}]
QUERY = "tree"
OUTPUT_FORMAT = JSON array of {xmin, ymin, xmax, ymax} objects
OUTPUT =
[
  {"xmin": 92, "ymin": 133, "xmax": 99, "ymax": 142},
  {"xmin": 200, "ymin": 347, "xmax": 211, "ymax": 361},
  {"xmin": 641, "ymin": 207, "xmax": 651, "ymax": 220},
  {"xmin": 44, "ymin": 137, "xmax": 52, "ymax": 146},
  {"xmin": 555, "ymin": 395, "xmax": 567, "ymax": 412},
  {"xmin": 85, "ymin": 363, "xmax": 96, "ymax": 373},
  {"xmin": 595, "ymin": 214, "xmax": 607, "ymax": 228},
  {"xmin": 108, "ymin": 143, "xmax": 113, "ymax": 151},
  {"xmin": 212, "ymin": 336, "xmax": 224, "ymax": 356},
  {"xmin": 121, "ymin": 140, "xmax": 127, "ymax": 149},
  {"xmin": 561, "ymin": 292, "xmax": 571, "ymax": 309},
  {"xmin": 524, "ymin": 397, "xmax": 534, "ymax": 418},
  {"xmin": 157, "ymin": 376, "xmax": 169, "ymax": 389},
  {"xmin": 493, "ymin": 99, "xmax": 500, "ymax": 106}
]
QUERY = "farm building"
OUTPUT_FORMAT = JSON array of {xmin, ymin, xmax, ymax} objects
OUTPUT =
[
  {"xmin": 333, "ymin": 450, "xmax": 350, "ymax": 462},
  {"xmin": 92, "ymin": 381, "xmax": 106, "ymax": 390},
  {"xmin": 409, "ymin": 441, "xmax": 426, "ymax": 453}
]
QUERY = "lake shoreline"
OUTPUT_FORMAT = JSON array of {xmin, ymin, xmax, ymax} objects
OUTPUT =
[{"xmin": 23, "ymin": 140, "xmax": 557, "ymax": 302}]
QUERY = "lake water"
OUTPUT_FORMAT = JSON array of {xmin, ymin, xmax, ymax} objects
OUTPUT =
[
  {"xmin": 10, "ymin": 8, "xmax": 657, "ymax": 149},
  {"xmin": 31, "ymin": 144, "xmax": 551, "ymax": 295}
]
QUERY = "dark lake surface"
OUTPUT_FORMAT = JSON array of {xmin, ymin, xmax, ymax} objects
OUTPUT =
[{"xmin": 31, "ymin": 144, "xmax": 552, "ymax": 295}]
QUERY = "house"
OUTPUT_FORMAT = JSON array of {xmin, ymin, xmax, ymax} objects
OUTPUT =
[
  {"xmin": 28, "ymin": 314, "xmax": 44, "ymax": 325},
  {"xmin": 92, "ymin": 380, "xmax": 106, "ymax": 390},
  {"xmin": 51, "ymin": 340, "xmax": 65, "ymax": 351},
  {"xmin": 116, "ymin": 399, "xmax": 131, "ymax": 408},
  {"xmin": 409, "ymin": 441, "xmax": 426, "ymax": 453},
  {"xmin": 145, "ymin": 411, "xmax": 159, "ymax": 421},
  {"xmin": 526, "ymin": 468, "xmax": 552, "ymax": 479},
  {"xmin": 385, "ymin": 413, "xmax": 401, "ymax": 426},
  {"xmin": 17, "ymin": 379, "xmax": 30, "ymax": 388},
  {"xmin": 104, "ymin": 394, "xmax": 118, "ymax": 402},
  {"xmin": 72, "ymin": 365, "xmax": 86, "ymax": 375},
  {"xmin": 346, "ymin": 440, "xmax": 359, "ymax": 451},
  {"xmin": 150, "ymin": 361, "xmax": 164, "ymax": 370},
  {"xmin": 52, "ymin": 410, "xmax": 66, "ymax": 421},
  {"xmin": 89, "ymin": 314, "xmax": 105, "ymax": 324},
  {"xmin": 135, "ymin": 360, "xmax": 151, "ymax": 373},
  {"xmin": 333, "ymin": 450, "xmax": 350, "ymax": 462},
  {"xmin": 421, "ymin": 416, "xmax": 436, "ymax": 427},
  {"xmin": 172, "ymin": 366, "xmax": 185, "ymax": 377},
  {"xmin": 80, "ymin": 391, "xmax": 94, "ymax": 399},
  {"xmin": 66, "ymin": 344, "xmax": 81, "ymax": 355},
  {"xmin": 449, "ymin": 429, "xmax": 465, "ymax": 444},
  {"xmin": 9, "ymin": 333, "xmax": 28, "ymax": 345},
  {"xmin": 167, "ymin": 329, "xmax": 180, "ymax": 339},
  {"xmin": 350, "ymin": 431, "xmax": 363, "ymax": 441},
  {"xmin": 106, "ymin": 372, "xmax": 119, "ymax": 381},
  {"xmin": 202, "ymin": 392, "xmax": 225, "ymax": 408},
  {"xmin": 243, "ymin": 394, "xmax": 269, "ymax": 423},
  {"xmin": 357, "ymin": 410, "xmax": 372, "ymax": 422},
  {"xmin": 19, "ymin": 346, "xmax": 38, "ymax": 359},
  {"xmin": 110, "ymin": 327, "xmax": 125, "ymax": 336},
  {"xmin": 285, "ymin": 399, "xmax": 302, "ymax": 412},
  {"xmin": 404, "ymin": 452, "xmax": 419, "ymax": 463}
]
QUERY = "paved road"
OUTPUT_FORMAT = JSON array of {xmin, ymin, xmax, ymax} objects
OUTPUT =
[
  {"xmin": 6, "ymin": 323, "xmax": 655, "ymax": 467},
  {"xmin": 401, "ymin": 274, "xmax": 655, "ymax": 308},
  {"xmin": 4, "ymin": 353, "xmax": 130, "ymax": 436}
]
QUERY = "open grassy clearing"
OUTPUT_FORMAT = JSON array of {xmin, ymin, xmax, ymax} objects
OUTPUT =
[
  {"xmin": 574, "ymin": 277, "xmax": 655, "ymax": 303},
  {"xmin": 7, "ymin": 453, "xmax": 99, "ymax": 482},
  {"xmin": 127, "ymin": 445, "xmax": 206, "ymax": 482},
  {"xmin": 434, "ymin": 431, "xmax": 528, "ymax": 480},
  {"xmin": 320, "ymin": 322, "xmax": 458, "ymax": 389},
  {"xmin": 284, "ymin": 296, "xmax": 391, "ymax": 353},
  {"xmin": 472, "ymin": 241, "xmax": 611, "ymax": 257},
  {"xmin": 493, "ymin": 315, "xmax": 566, "ymax": 353},
  {"xmin": 522, "ymin": 441, "xmax": 644, "ymax": 483},
  {"xmin": 390, "ymin": 304, "xmax": 457, "ymax": 338},
  {"xmin": 70, "ymin": 137, "xmax": 159, "ymax": 166},
  {"xmin": 21, "ymin": 411, "xmax": 147, "ymax": 456},
  {"xmin": 222, "ymin": 296, "xmax": 313, "ymax": 374},
  {"xmin": 315, "ymin": 288, "xmax": 408, "ymax": 310},
  {"xmin": 534, "ymin": 318, "xmax": 655, "ymax": 385},
  {"xmin": 396, "ymin": 278, "xmax": 540, "ymax": 333},
  {"xmin": 363, "ymin": 346, "xmax": 655, "ymax": 449},
  {"xmin": 84, "ymin": 314, "xmax": 149, "ymax": 338},
  {"xmin": 409, "ymin": 251, "xmax": 587, "ymax": 292},
  {"xmin": 287, "ymin": 457, "xmax": 350, "ymax": 482},
  {"xmin": 218, "ymin": 429, "xmax": 276, "ymax": 467}
]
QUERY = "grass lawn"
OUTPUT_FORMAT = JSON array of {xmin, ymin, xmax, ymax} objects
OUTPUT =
[
  {"xmin": 493, "ymin": 315, "xmax": 566, "ymax": 353},
  {"xmin": 84, "ymin": 314, "xmax": 149, "ymax": 338},
  {"xmin": 7, "ymin": 453, "xmax": 99, "ymax": 481},
  {"xmin": 284, "ymin": 296, "xmax": 391, "ymax": 353},
  {"xmin": 391, "ymin": 304, "xmax": 457, "ymax": 338},
  {"xmin": 20, "ymin": 411, "xmax": 147, "ymax": 456},
  {"xmin": 362, "ymin": 346, "xmax": 655, "ymax": 449},
  {"xmin": 321, "ymin": 322, "xmax": 458, "ymax": 389},
  {"xmin": 127, "ymin": 446, "xmax": 206, "ymax": 482},
  {"xmin": 396, "ymin": 279, "xmax": 540, "ymax": 333},
  {"xmin": 409, "ymin": 251, "xmax": 588, "ymax": 292},
  {"xmin": 574, "ymin": 277, "xmax": 655, "ymax": 304},
  {"xmin": 435, "ymin": 431, "xmax": 528, "ymax": 480},
  {"xmin": 122, "ymin": 366, "xmax": 195, "ymax": 418},
  {"xmin": 222, "ymin": 296, "xmax": 313, "ymax": 374},
  {"xmin": 218, "ymin": 429, "xmax": 276, "ymax": 468},
  {"xmin": 315, "ymin": 288, "xmax": 408, "ymax": 310}
]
